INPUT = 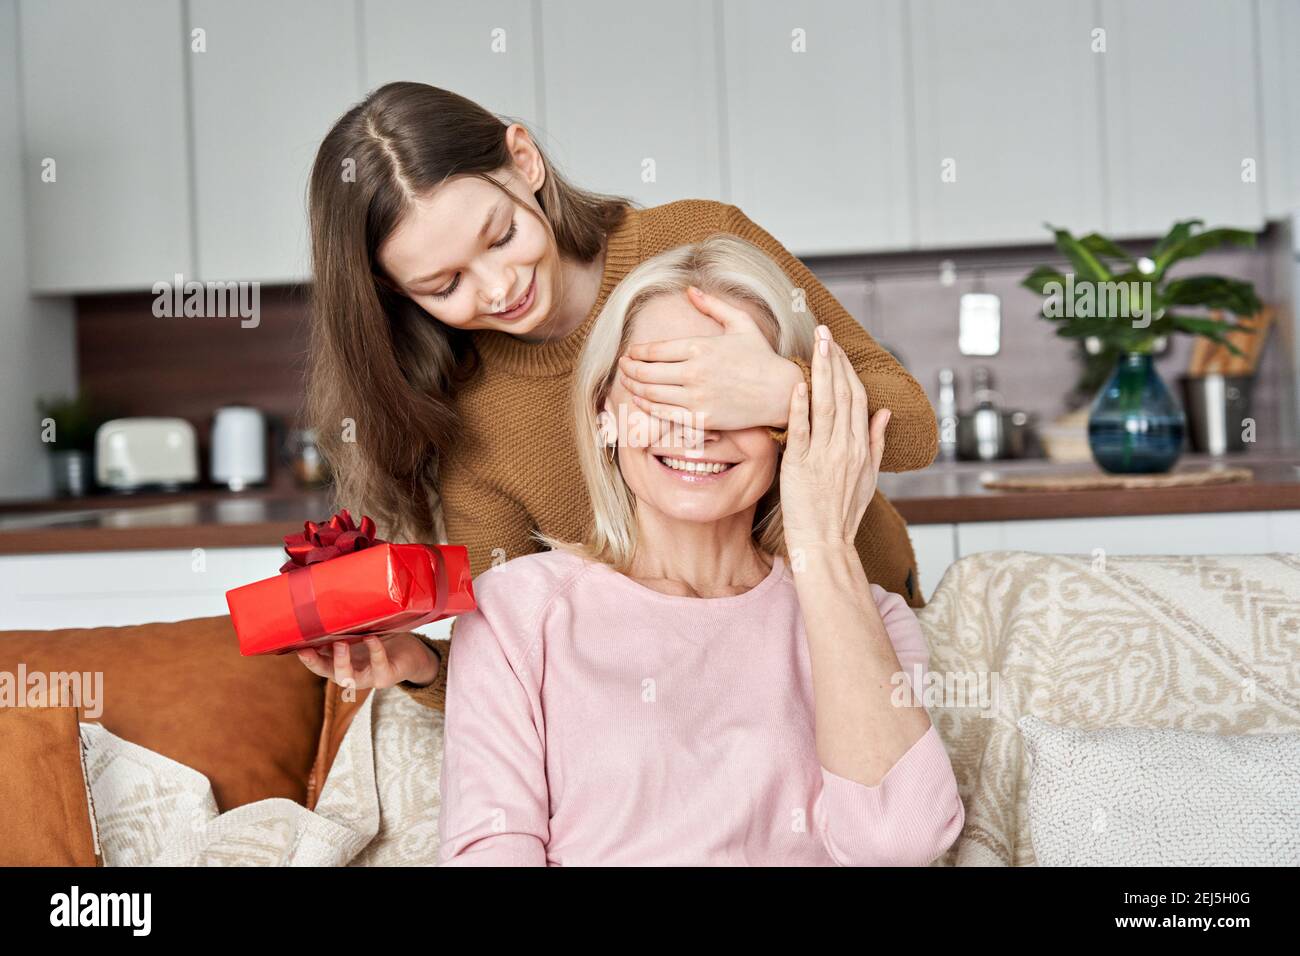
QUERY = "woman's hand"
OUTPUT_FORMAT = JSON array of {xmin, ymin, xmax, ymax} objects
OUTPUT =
[
  {"xmin": 780, "ymin": 325, "xmax": 890, "ymax": 554},
  {"xmin": 616, "ymin": 286, "xmax": 803, "ymax": 432},
  {"xmin": 295, "ymin": 632, "xmax": 439, "ymax": 690}
]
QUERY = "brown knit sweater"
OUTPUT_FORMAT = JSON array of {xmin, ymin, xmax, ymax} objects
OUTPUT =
[{"xmin": 398, "ymin": 199, "xmax": 938, "ymax": 710}]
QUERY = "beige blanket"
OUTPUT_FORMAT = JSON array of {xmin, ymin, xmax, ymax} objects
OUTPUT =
[{"xmin": 919, "ymin": 550, "xmax": 1300, "ymax": 866}]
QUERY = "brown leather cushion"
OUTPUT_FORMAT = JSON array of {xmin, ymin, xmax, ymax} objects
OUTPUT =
[
  {"xmin": 0, "ymin": 706, "xmax": 101, "ymax": 866},
  {"xmin": 0, "ymin": 615, "xmax": 325, "ymax": 813}
]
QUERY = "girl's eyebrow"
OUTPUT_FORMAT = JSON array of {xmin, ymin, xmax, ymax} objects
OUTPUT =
[{"xmin": 407, "ymin": 199, "xmax": 505, "ymax": 286}]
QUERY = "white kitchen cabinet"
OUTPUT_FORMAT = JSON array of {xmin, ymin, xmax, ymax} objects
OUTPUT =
[
  {"xmin": 1257, "ymin": 0, "xmax": 1300, "ymax": 220},
  {"xmin": 0, "ymin": 547, "xmax": 285, "ymax": 630},
  {"xmin": 537, "ymin": 0, "xmax": 724, "ymax": 206},
  {"xmin": 1098, "ymin": 0, "xmax": 1263, "ymax": 237},
  {"xmin": 722, "ymin": 0, "xmax": 911, "ymax": 255},
  {"xmin": 904, "ymin": 510, "xmax": 1300, "ymax": 602},
  {"xmin": 14, "ymin": 2, "xmax": 1292, "ymax": 291},
  {"xmin": 18, "ymin": 0, "xmax": 193, "ymax": 292},
  {"xmin": 1271, "ymin": 510, "xmax": 1300, "ymax": 550},
  {"xmin": 0, "ymin": 546, "xmax": 455, "ymax": 641},
  {"xmin": 187, "ymin": 0, "xmax": 361, "ymax": 283},
  {"xmin": 953, "ymin": 511, "xmax": 1293, "ymax": 559},
  {"xmin": 363, "ymin": 0, "xmax": 540, "ymax": 123},
  {"xmin": 908, "ymin": 522, "xmax": 957, "ymax": 604},
  {"xmin": 907, "ymin": 0, "xmax": 1105, "ymax": 247}
]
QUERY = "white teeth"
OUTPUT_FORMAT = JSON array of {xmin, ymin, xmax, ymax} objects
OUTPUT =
[{"xmin": 658, "ymin": 456, "xmax": 731, "ymax": 475}]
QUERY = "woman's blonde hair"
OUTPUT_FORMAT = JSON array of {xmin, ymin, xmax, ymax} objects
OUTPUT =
[{"xmin": 535, "ymin": 234, "xmax": 817, "ymax": 571}]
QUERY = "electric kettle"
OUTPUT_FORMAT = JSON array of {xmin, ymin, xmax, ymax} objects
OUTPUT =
[{"xmin": 210, "ymin": 405, "xmax": 267, "ymax": 491}]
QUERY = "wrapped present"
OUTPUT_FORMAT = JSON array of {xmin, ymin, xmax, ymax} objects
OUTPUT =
[{"xmin": 225, "ymin": 509, "xmax": 475, "ymax": 656}]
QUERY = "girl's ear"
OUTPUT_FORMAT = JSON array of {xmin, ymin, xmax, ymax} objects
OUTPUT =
[{"xmin": 505, "ymin": 123, "xmax": 546, "ymax": 193}]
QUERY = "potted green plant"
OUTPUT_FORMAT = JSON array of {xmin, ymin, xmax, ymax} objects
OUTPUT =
[
  {"xmin": 36, "ymin": 391, "xmax": 109, "ymax": 497},
  {"xmin": 1022, "ymin": 220, "xmax": 1261, "ymax": 473}
]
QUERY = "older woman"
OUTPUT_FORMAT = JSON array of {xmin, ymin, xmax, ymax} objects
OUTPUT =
[{"xmin": 437, "ymin": 235, "xmax": 963, "ymax": 866}]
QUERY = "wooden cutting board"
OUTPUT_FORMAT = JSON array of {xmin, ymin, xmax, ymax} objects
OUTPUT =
[
  {"xmin": 982, "ymin": 467, "xmax": 1253, "ymax": 491},
  {"xmin": 1187, "ymin": 306, "xmax": 1274, "ymax": 376}
]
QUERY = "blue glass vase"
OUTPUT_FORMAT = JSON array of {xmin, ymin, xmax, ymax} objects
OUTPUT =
[{"xmin": 1088, "ymin": 352, "xmax": 1185, "ymax": 474}]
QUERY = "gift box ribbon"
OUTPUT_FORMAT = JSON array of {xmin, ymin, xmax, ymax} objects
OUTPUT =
[
  {"xmin": 277, "ymin": 508, "xmax": 449, "ymax": 641},
  {"xmin": 279, "ymin": 508, "xmax": 381, "ymax": 572}
]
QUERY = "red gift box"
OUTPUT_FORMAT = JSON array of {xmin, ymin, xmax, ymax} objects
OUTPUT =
[{"xmin": 225, "ymin": 509, "xmax": 476, "ymax": 656}]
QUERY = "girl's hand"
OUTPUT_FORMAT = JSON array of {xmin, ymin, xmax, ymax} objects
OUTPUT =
[
  {"xmin": 616, "ymin": 285, "xmax": 803, "ymax": 432},
  {"xmin": 295, "ymin": 632, "xmax": 439, "ymax": 690},
  {"xmin": 780, "ymin": 325, "xmax": 890, "ymax": 554}
]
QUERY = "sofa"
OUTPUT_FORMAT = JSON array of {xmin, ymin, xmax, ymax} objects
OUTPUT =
[
  {"xmin": 3, "ymin": 550, "xmax": 1297, "ymax": 866},
  {"xmin": 924, "ymin": 550, "xmax": 1299, "ymax": 865},
  {"xmin": 0, "ymin": 613, "xmax": 447, "ymax": 866}
]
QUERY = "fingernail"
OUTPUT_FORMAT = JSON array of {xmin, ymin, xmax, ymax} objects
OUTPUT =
[
  {"xmin": 817, "ymin": 325, "xmax": 830, "ymax": 340},
  {"xmin": 819, "ymin": 338, "xmax": 828, "ymax": 356},
  {"xmin": 884, "ymin": 410, "xmax": 892, "ymax": 424}
]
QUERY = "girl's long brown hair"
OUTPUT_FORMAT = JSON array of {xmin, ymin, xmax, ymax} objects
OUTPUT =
[{"xmin": 304, "ymin": 82, "xmax": 633, "ymax": 543}]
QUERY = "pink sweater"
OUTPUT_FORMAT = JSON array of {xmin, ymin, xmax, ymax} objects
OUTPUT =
[{"xmin": 438, "ymin": 549, "xmax": 965, "ymax": 866}]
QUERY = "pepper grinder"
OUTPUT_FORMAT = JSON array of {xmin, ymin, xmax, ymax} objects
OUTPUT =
[
  {"xmin": 970, "ymin": 366, "xmax": 1004, "ymax": 462},
  {"xmin": 936, "ymin": 368, "xmax": 959, "ymax": 462}
]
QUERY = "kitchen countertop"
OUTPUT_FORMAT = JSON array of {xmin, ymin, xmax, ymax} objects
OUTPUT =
[
  {"xmin": 877, "ymin": 450, "xmax": 1300, "ymax": 524},
  {"xmin": 2, "ymin": 450, "xmax": 1299, "ymax": 555},
  {"xmin": 0, "ymin": 485, "xmax": 337, "ymax": 554}
]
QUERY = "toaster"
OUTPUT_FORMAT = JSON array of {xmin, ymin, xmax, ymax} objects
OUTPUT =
[{"xmin": 95, "ymin": 417, "xmax": 199, "ymax": 491}]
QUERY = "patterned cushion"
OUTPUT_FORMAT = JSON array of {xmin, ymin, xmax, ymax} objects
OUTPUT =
[
  {"xmin": 1019, "ymin": 714, "xmax": 1300, "ymax": 865},
  {"xmin": 82, "ymin": 687, "xmax": 442, "ymax": 866},
  {"xmin": 919, "ymin": 551, "xmax": 1300, "ymax": 866}
]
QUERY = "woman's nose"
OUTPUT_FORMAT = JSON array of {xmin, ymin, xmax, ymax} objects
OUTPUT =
[{"xmin": 676, "ymin": 422, "xmax": 721, "ymax": 451}]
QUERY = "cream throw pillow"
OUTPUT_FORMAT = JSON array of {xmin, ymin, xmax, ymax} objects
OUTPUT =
[{"xmin": 1019, "ymin": 715, "xmax": 1300, "ymax": 866}]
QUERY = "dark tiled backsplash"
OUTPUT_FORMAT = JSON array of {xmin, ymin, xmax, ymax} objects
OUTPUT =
[
  {"xmin": 74, "ymin": 226, "xmax": 1297, "ymax": 455},
  {"xmin": 809, "ymin": 227, "xmax": 1296, "ymax": 451},
  {"xmin": 76, "ymin": 286, "xmax": 313, "ymax": 447}
]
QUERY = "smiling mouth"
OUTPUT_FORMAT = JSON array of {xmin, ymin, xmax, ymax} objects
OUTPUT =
[
  {"xmin": 654, "ymin": 455, "xmax": 737, "ymax": 480},
  {"xmin": 494, "ymin": 274, "xmax": 536, "ymax": 319}
]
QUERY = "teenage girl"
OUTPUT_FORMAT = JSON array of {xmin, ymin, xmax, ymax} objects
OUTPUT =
[{"xmin": 293, "ymin": 82, "xmax": 938, "ymax": 707}]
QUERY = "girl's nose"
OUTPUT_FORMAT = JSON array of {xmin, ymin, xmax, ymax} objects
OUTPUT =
[
  {"xmin": 479, "ymin": 268, "xmax": 518, "ymax": 312},
  {"xmin": 480, "ymin": 284, "xmax": 506, "ymax": 312}
]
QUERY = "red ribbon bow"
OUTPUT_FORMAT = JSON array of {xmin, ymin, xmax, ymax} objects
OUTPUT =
[{"xmin": 279, "ymin": 508, "xmax": 384, "ymax": 573}]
